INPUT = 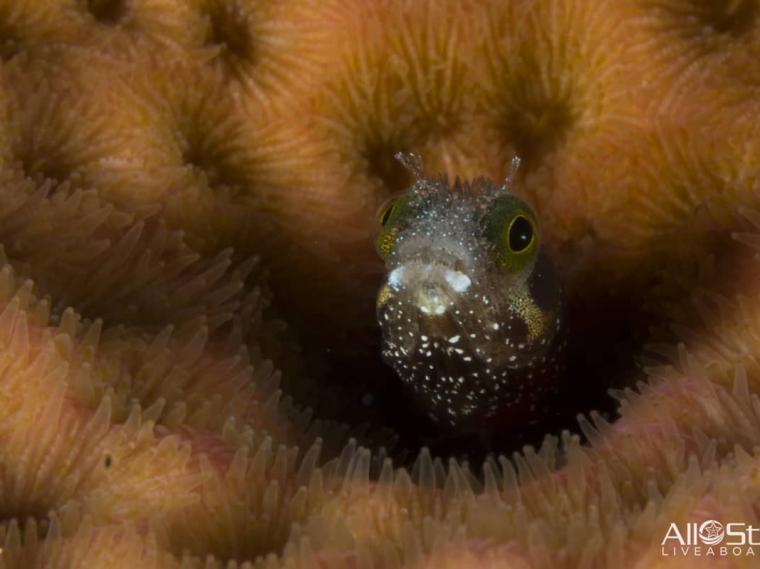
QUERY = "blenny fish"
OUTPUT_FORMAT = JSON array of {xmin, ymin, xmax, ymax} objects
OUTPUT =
[{"xmin": 375, "ymin": 153, "xmax": 566, "ymax": 435}]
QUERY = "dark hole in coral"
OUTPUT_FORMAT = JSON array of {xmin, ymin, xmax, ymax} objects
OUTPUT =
[
  {"xmin": 502, "ymin": 98, "xmax": 576, "ymax": 169},
  {"xmin": 283, "ymin": 215, "xmax": 757, "ymax": 469},
  {"xmin": 0, "ymin": 42, "xmax": 20, "ymax": 62},
  {"xmin": 205, "ymin": 5, "xmax": 256, "ymax": 73},
  {"xmin": 648, "ymin": 0, "xmax": 758, "ymax": 47},
  {"xmin": 693, "ymin": 0, "xmax": 757, "ymax": 36},
  {"xmin": 0, "ymin": 24, "xmax": 22, "ymax": 62},
  {"xmin": 181, "ymin": 134, "xmax": 246, "ymax": 197},
  {"xmin": 16, "ymin": 151, "xmax": 74, "ymax": 187},
  {"xmin": 86, "ymin": 0, "xmax": 128, "ymax": 25},
  {"xmin": 279, "ymin": 247, "xmax": 636, "ymax": 464},
  {"xmin": 104, "ymin": 454, "xmax": 112, "ymax": 468}
]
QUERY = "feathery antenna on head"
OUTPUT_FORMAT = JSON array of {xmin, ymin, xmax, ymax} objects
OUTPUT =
[
  {"xmin": 504, "ymin": 156, "xmax": 521, "ymax": 191},
  {"xmin": 395, "ymin": 152, "xmax": 424, "ymax": 180}
]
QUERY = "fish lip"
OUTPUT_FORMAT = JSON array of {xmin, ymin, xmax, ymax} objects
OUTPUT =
[
  {"xmin": 378, "ymin": 260, "xmax": 483, "ymax": 358},
  {"xmin": 385, "ymin": 260, "xmax": 474, "ymax": 313}
]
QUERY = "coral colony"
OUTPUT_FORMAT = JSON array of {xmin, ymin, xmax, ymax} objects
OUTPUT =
[{"xmin": 0, "ymin": 0, "xmax": 757, "ymax": 568}]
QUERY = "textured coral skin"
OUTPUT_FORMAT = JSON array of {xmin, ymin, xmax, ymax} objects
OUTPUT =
[{"xmin": 0, "ymin": 1, "xmax": 759, "ymax": 568}]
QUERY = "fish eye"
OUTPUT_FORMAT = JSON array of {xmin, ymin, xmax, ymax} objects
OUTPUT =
[
  {"xmin": 498, "ymin": 209, "xmax": 538, "ymax": 269},
  {"xmin": 507, "ymin": 215, "xmax": 534, "ymax": 253},
  {"xmin": 482, "ymin": 195, "xmax": 540, "ymax": 271}
]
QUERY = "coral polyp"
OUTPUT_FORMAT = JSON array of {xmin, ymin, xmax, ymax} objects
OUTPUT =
[
  {"xmin": 0, "ymin": 0, "xmax": 759, "ymax": 568},
  {"xmin": 305, "ymin": 0, "xmax": 482, "ymax": 201},
  {"xmin": 475, "ymin": 1, "xmax": 637, "ymax": 171},
  {"xmin": 186, "ymin": 0, "xmax": 322, "ymax": 102},
  {"xmin": 0, "ymin": 271, "xmax": 200, "ymax": 525}
]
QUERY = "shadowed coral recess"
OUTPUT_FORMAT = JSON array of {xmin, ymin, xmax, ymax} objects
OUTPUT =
[{"xmin": 0, "ymin": 0, "xmax": 759, "ymax": 567}]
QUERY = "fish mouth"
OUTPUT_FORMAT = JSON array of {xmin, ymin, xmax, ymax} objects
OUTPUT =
[
  {"xmin": 378, "ymin": 258, "xmax": 484, "ymax": 352},
  {"xmin": 385, "ymin": 260, "xmax": 474, "ymax": 317}
]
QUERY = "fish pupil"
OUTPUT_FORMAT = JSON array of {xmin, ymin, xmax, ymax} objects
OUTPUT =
[{"xmin": 509, "ymin": 216, "xmax": 533, "ymax": 252}]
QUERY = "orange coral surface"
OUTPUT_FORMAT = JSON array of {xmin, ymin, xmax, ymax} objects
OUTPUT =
[{"xmin": 0, "ymin": 0, "xmax": 759, "ymax": 567}]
